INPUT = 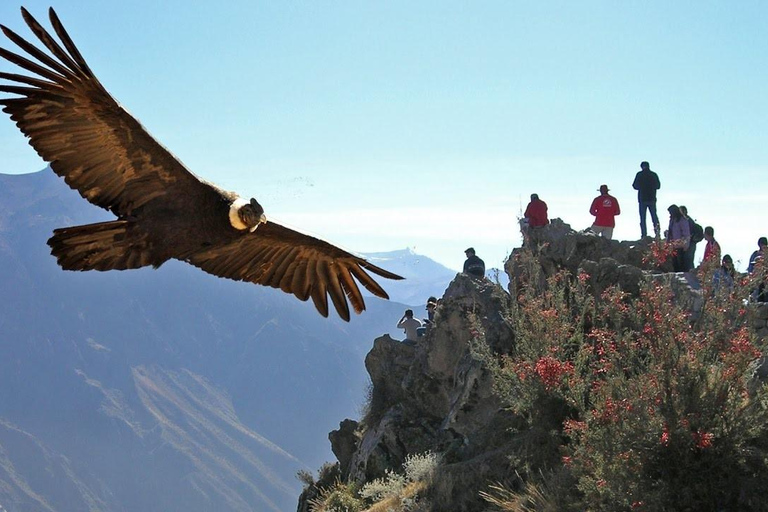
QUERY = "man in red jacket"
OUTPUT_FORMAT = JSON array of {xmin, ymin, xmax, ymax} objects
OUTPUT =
[
  {"xmin": 524, "ymin": 193, "xmax": 549, "ymax": 228},
  {"xmin": 589, "ymin": 185, "xmax": 620, "ymax": 240}
]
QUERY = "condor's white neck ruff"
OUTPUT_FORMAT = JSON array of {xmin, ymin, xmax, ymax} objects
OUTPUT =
[{"xmin": 229, "ymin": 198, "xmax": 250, "ymax": 230}]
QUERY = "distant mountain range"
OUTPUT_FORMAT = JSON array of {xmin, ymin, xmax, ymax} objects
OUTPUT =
[
  {"xmin": 363, "ymin": 248, "xmax": 456, "ymax": 306},
  {"xmin": 0, "ymin": 170, "xmax": 459, "ymax": 512},
  {"xmin": 364, "ymin": 248, "xmax": 509, "ymax": 307}
]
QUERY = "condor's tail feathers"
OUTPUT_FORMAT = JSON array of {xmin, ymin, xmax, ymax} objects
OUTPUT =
[{"xmin": 48, "ymin": 220, "xmax": 158, "ymax": 271}]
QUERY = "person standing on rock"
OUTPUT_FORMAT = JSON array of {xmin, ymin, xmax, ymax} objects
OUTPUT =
[
  {"xmin": 632, "ymin": 161, "xmax": 661, "ymax": 238},
  {"xmin": 701, "ymin": 226, "xmax": 721, "ymax": 268},
  {"xmin": 524, "ymin": 193, "xmax": 549, "ymax": 228},
  {"xmin": 397, "ymin": 309, "xmax": 422, "ymax": 344},
  {"xmin": 748, "ymin": 237, "xmax": 767, "ymax": 274},
  {"xmin": 589, "ymin": 185, "xmax": 621, "ymax": 240},
  {"xmin": 679, "ymin": 206, "xmax": 701, "ymax": 272},
  {"xmin": 463, "ymin": 247, "xmax": 486, "ymax": 279},
  {"xmin": 666, "ymin": 205, "xmax": 690, "ymax": 273}
]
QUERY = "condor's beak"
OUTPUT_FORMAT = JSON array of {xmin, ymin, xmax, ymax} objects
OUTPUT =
[{"xmin": 250, "ymin": 214, "xmax": 267, "ymax": 232}]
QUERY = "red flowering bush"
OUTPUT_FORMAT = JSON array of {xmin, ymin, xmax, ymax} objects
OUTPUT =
[{"xmin": 485, "ymin": 249, "xmax": 768, "ymax": 511}]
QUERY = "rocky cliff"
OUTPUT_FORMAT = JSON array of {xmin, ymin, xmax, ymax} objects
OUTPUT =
[{"xmin": 298, "ymin": 219, "xmax": 767, "ymax": 511}]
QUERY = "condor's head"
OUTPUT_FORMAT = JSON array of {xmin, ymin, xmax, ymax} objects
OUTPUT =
[{"xmin": 229, "ymin": 198, "xmax": 267, "ymax": 232}]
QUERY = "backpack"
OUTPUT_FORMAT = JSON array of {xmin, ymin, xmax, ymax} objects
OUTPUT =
[{"xmin": 690, "ymin": 219, "xmax": 704, "ymax": 244}]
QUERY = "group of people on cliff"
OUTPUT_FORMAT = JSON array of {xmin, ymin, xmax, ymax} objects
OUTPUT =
[
  {"xmin": 396, "ymin": 296, "xmax": 438, "ymax": 344},
  {"xmin": 396, "ymin": 247, "xmax": 486, "ymax": 343},
  {"xmin": 397, "ymin": 161, "xmax": 765, "ymax": 342},
  {"xmin": 521, "ymin": 161, "xmax": 765, "ymax": 284}
]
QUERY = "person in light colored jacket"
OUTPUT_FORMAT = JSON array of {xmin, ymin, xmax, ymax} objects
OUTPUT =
[{"xmin": 666, "ymin": 204, "xmax": 690, "ymax": 272}]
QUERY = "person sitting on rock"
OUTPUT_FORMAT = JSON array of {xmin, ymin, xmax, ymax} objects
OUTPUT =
[
  {"xmin": 713, "ymin": 254, "xmax": 736, "ymax": 292},
  {"xmin": 417, "ymin": 297, "xmax": 438, "ymax": 338},
  {"xmin": 463, "ymin": 247, "xmax": 486, "ymax": 279},
  {"xmin": 397, "ymin": 309, "xmax": 422, "ymax": 344},
  {"xmin": 589, "ymin": 185, "xmax": 620, "ymax": 240},
  {"xmin": 425, "ymin": 296, "xmax": 437, "ymax": 324}
]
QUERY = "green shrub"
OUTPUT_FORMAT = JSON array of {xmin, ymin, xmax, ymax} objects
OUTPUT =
[
  {"xmin": 486, "ymin": 249, "xmax": 768, "ymax": 511},
  {"xmin": 402, "ymin": 451, "xmax": 440, "ymax": 483},
  {"xmin": 308, "ymin": 479, "xmax": 364, "ymax": 512},
  {"xmin": 359, "ymin": 469, "xmax": 406, "ymax": 502}
]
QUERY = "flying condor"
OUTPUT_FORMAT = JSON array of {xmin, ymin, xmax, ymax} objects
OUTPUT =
[{"xmin": 0, "ymin": 7, "xmax": 403, "ymax": 321}]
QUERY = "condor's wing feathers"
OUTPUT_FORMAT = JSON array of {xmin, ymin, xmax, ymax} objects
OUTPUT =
[
  {"xmin": 0, "ymin": 8, "xmax": 211, "ymax": 216},
  {"xmin": 187, "ymin": 222, "xmax": 404, "ymax": 321}
]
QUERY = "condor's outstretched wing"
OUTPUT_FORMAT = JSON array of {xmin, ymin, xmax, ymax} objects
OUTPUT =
[
  {"xmin": 187, "ymin": 222, "xmax": 404, "ymax": 321},
  {"xmin": 0, "ymin": 7, "xmax": 212, "ymax": 216}
]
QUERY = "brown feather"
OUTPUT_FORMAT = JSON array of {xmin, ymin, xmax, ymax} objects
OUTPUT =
[
  {"xmin": 1, "ymin": 23, "xmax": 76, "ymax": 79},
  {"xmin": 0, "ymin": 46, "xmax": 65, "ymax": 82},
  {"xmin": 20, "ymin": 8, "xmax": 82, "ymax": 76},
  {"xmin": 323, "ymin": 261, "xmax": 350, "ymax": 322},
  {"xmin": 309, "ymin": 278, "xmax": 329, "ymax": 318},
  {"xmin": 348, "ymin": 264, "xmax": 390, "ymax": 299},
  {"xmin": 47, "ymin": 8, "xmax": 96, "ymax": 78},
  {"xmin": 338, "ymin": 265, "xmax": 365, "ymax": 314}
]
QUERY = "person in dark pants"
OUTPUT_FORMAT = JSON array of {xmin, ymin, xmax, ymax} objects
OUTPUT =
[
  {"xmin": 463, "ymin": 247, "xmax": 486, "ymax": 279},
  {"xmin": 679, "ymin": 206, "xmax": 698, "ymax": 271},
  {"xmin": 632, "ymin": 161, "xmax": 661, "ymax": 238},
  {"xmin": 666, "ymin": 205, "xmax": 690, "ymax": 272}
]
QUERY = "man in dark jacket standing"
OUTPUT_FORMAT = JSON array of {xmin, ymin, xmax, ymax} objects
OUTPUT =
[{"xmin": 632, "ymin": 161, "xmax": 661, "ymax": 238}]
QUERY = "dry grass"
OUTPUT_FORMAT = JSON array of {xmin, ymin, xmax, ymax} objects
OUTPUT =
[{"xmin": 363, "ymin": 481, "xmax": 427, "ymax": 512}]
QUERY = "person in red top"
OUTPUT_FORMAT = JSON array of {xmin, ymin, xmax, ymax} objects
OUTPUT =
[
  {"xmin": 701, "ymin": 226, "xmax": 721, "ymax": 267},
  {"xmin": 524, "ymin": 193, "xmax": 549, "ymax": 228},
  {"xmin": 589, "ymin": 184, "xmax": 620, "ymax": 240}
]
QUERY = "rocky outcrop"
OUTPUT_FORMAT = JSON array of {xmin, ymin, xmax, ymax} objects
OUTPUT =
[
  {"xmin": 509, "ymin": 218, "xmax": 671, "ymax": 279},
  {"xmin": 341, "ymin": 274, "xmax": 514, "ymax": 489},
  {"xmin": 302, "ymin": 222, "xmax": 724, "ymax": 511}
]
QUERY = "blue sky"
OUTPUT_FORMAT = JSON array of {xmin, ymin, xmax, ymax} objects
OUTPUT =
[{"xmin": 1, "ymin": 1, "xmax": 766, "ymax": 271}]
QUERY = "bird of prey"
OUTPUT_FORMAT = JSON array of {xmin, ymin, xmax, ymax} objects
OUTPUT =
[{"xmin": 0, "ymin": 7, "xmax": 403, "ymax": 321}]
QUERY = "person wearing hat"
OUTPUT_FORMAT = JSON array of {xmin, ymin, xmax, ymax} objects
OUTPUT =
[
  {"xmin": 417, "ymin": 296, "xmax": 439, "ymax": 337},
  {"xmin": 463, "ymin": 247, "xmax": 486, "ymax": 279},
  {"xmin": 425, "ymin": 296, "xmax": 438, "ymax": 323},
  {"xmin": 589, "ymin": 185, "xmax": 621, "ymax": 240}
]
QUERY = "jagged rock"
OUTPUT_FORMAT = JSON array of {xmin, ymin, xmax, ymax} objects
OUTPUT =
[
  {"xmin": 308, "ymin": 221, "xmax": 744, "ymax": 512},
  {"xmin": 507, "ymin": 218, "xmax": 671, "ymax": 288},
  {"xmin": 329, "ymin": 419, "xmax": 359, "ymax": 477},
  {"xmin": 579, "ymin": 257, "xmax": 646, "ymax": 296},
  {"xmin": 342, "ymin": 275, "xmax": 514, "ymax": 491},
  {"xmin": 365, "ymin": 334, "xmax": 417, "ymax": 412}
]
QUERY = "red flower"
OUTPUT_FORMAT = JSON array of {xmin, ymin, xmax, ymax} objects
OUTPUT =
[
  {"xmin": 534, "ymin": 356, "xmax": 574, "ymax": 389},
  {"xmin": 660, "ymin": 425, "xmax": 670, "ymax": 446},
  {"xmin": 692, "ymin": 430, "xmax": 714, "ymax": 449}
]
